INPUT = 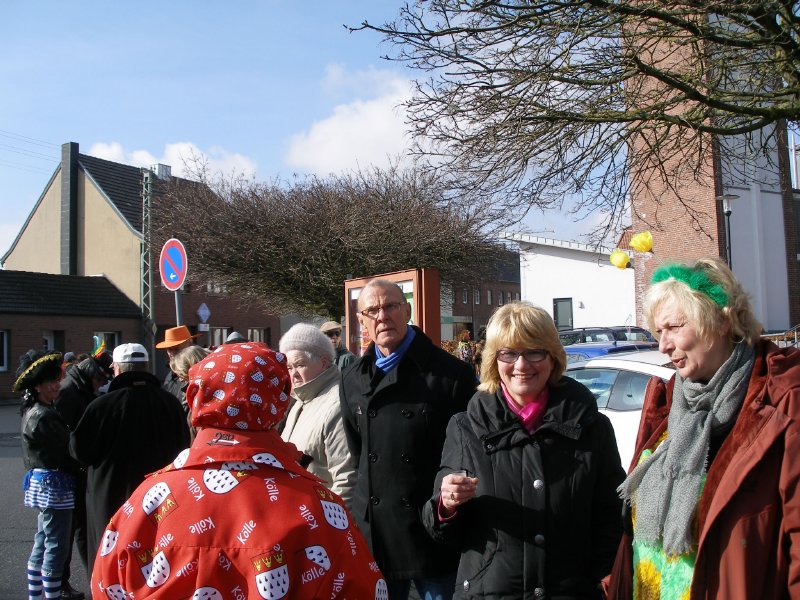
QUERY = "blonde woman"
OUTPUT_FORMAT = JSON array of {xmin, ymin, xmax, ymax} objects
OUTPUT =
[{"xmin": 424, "ymin": 301, "xmax": 625, "ymax": 599}]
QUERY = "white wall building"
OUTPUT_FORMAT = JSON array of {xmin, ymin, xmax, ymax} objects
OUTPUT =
[{"xmin": 506, "ymin": 234, "xmax": 636, "ymax": 330}]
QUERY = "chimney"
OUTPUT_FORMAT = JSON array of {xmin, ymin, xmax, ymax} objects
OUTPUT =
[
  {"xmin": 150, "ymin": 163, "xmax": 172, "ymax": 179},
  {"xmin": 60, "ymin": 142, "xmax": 79, "ymax": 275}
]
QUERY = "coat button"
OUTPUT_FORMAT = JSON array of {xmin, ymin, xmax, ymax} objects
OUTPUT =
[
  {"xmin": 401, "ymin": 409, "xmax": 412, "ymax": 418},
  {"xmin": 370, "ymin": 496, "xmax": 380, "ymax": 505},
  {"xmin": 533, "ymin": 479, "xmax": 544, "ymax": 490},
  {"xmin": 534, "ymin": 534, "xmax": 545, "ymax": 546},
  {"xmin": 401, "ymin": 453, "xmax": 412, "ymax": 463},
  {"xmin": 485, "ymin": 442, "xmax": 494, "ymax": 450},
  {"xmin": 368, "ymin": 409, "xmax": 377, "ymax": 418},
  {"xmin": 463, "ymin": 580, "xmax": 470, "ymax": 592},
  {"xmin": 534, "ymin": 587, "xmax": 545, "ymax": 598},
  {"xmin": 400, "ymin": 497, "xmax": 411, "ymax": 508},
  {"xmin": 368, "ymin": 452, "xmax": 378, "ymax": 463}
]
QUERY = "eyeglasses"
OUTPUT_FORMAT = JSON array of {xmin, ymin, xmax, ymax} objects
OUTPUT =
[
  {"xmin": 496, "ymin": 349, "xmax": 549, "ymax": 364},
  {"xmin": 324, "ymin": 330, "xmax": 341, "ymax": 338},
  {"xmin": 359, "ymin": 301, "xmax": 408, "ymax": 319}
]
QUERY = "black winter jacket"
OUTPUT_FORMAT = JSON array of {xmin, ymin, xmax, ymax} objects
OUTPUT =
[
  {"xmin": 340, "ymin": 326, "xmax": 477, "ymax": 579},
  {"xmin": 163, "ymin": 369, "xmax": 188, "ymax": 414},
  {"xmin": 22, "ymin": 402, "xmax": 82, "ymax": 474},
  {"xmin": 70, "ymin": 370, "xmax": 190, "ymax": 573},
  {"xmin": 55, "ymin": 362, "xmax": 96, "ymax": 431},
  {"xmin": 423, "ymin": 379, "xmax": 625, "ymax": 599}
]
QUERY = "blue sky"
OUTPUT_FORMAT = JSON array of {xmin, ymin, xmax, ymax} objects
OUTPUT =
[{"xmin": 0, "ymin": 1, "xmax": 588, "ymax": 257}]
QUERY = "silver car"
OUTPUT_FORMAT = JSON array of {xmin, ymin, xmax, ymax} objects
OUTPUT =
[{"xmin": 566, "ymin": 350, "xmax": 675, "ymax": 469}]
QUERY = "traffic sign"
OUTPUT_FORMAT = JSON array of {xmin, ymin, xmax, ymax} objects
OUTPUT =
[
  {"xmin": 196, "ymin": 302, "xmax": 211, "ymax": 323},
  {"xmin": 159, "ymin": 238, "xmax": 188, "ymax": 292}
]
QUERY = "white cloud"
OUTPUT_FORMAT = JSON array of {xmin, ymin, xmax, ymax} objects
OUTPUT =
[
  {"xmin": 87, "ymin": 141, "xmax": 257, "ymax": 179},
  {"xmin": 322, "ymin": 63, "xmax": 406, "ymax": 98},
  {"xmin": 285, "ymin": 66, "xmax": 414, "ymax": 174}
]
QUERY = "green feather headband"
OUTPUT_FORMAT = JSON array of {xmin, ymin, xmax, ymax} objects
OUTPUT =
[{"xmin": 651, "ymin": 263, "xmax": 729, "ymax": 308}]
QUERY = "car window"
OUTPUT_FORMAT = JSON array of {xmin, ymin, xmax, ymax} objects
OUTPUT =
[
  {"xmin": 591, "ymin": 332, "xmax": 613, "ymax": 342},
  {"xmin": 566, "ymin": 352, "xmax": 591, "ymax": 363},
  {"xmin": 607, "ymin": 371, "xmax": 652, "ymax": 411},
  {"xmin": 559, "ymin": 332, "xmax": 581, "ymax": 345},
  {"xmin": 567, "ymin": 368, "xmax": 618, "ymax": 409},
  {"xmin": 614, "ymin": 328, "xmax": 656, "ymax": 342}
]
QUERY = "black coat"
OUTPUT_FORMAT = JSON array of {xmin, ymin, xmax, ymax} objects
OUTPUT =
[
  {"xmin": 22, "ymin": 402, "xmax": 82, "ymax": 474},
  {"xmin": 69, "ymin": 370, "xmax": 190, "ymax": 572},
  {"xmin": 423, "ymin": 380, "xmax": 625, "ymax": 599},
  {"xmin": 163, "ymin": 369, "xmax": 188, "ymax": 414},
  {"xmin": 55, "ymin": 362, "xmax": 96, "ymax": 431},
  {"xmin": 340, "ymin": 326, "xmax": 476, "ymax": 579}
]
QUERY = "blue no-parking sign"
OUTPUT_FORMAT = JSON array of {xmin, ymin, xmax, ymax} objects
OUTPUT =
[{"xmin": 159, "ymin": 238, "xmax": 188, "ymax": 292}]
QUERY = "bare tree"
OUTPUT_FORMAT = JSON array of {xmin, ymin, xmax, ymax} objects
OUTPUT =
[
  {"xmin": 353, "ymin": 1, "xmax": 800, "ymax": 240},
  {"xmin": 153, "ymin": 164, "xmax": 507, "ymax": 317}
]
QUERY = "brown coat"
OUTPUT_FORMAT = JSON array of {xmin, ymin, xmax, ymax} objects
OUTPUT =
[{"xmin": 606, "ymin": 340, "xmax": 800, "ymax": 599}]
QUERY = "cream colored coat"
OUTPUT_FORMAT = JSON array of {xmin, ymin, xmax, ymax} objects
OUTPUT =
[{"xmin": 281, "ymin": 365, "xmax": 356, "ymax": 506}]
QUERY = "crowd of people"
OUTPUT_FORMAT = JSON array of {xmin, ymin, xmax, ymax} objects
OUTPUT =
[{"xmin": 12, "ymin": 263, "xmax": 800, "ymax": 599}]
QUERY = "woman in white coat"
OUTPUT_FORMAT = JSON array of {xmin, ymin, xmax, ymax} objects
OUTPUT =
[{"xmin": 279, "ymin": 323, "xmax": 356, "ymax": 506}]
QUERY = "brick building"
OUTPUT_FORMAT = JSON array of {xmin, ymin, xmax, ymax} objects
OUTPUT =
[
  {"xmin": 626, "ymin": 33, "xmax": 799, "ymax": 331},
  {"xmin": 447, "ymin": 252, "xmax": 521, "ymax": 340}
]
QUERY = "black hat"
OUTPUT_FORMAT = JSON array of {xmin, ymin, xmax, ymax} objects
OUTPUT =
[
  {"xmin": 92, "ymin": 351, "xmax": 114, "ymax": 379},
  {"xmin": 79, "ymin": 351, "xmax": 114, "ymax": 381},
  {"xmin": 13, "ymin": 350, "xmax": 63, "ymax": 393}
]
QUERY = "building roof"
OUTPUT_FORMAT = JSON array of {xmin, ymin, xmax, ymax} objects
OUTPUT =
[
  {"xmin": 502, "ymin": 232, "xmax": 623, "ymax": 257},
  {"xmin": 0, "ymin": 270, "xmax": 141, "ymax": 318},
  {"xmin": 79, "ymin": 154, "xmax": 147, "ymax": 232}
]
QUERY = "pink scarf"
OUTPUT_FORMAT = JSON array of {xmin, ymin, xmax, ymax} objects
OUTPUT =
[{"xmin": 501, "ymin": 382, "xmax": 549, "ymax": 434}]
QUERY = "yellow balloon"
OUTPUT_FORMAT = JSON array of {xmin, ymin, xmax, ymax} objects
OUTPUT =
[
  {"xmin": 630, "ymin": 230, "xmax": 653, "ymax": 253},
  {"xmin": 610, "ymin": 249, "xmax": 630, "ymax": 269}
]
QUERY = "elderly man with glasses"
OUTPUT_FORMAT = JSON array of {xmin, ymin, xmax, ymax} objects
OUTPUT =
[
  {"xmin": 319, "ymin": 320, "xmax": 357, "ymax": 371},
  {"xmin": 339, "ymin": 278, "xmax": 476, "ymax": 600}
]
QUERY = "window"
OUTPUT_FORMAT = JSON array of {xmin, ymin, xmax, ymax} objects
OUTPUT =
[
  {"xmin": 568, "ymin": 368, "xmax": 618, "ymax": 409},
  {"xmin": 608, "ymin": 371, "xmax": 651, "ymax": 411},
  {"xmin": 248, "ymin": 328, "xmax": 266, "ymax": 343},
  {"xmin": 553, "ymin": 298, "xmax": 573, "ymax": 330},
  {"xmin": 211, "ymin": 327, "xmax": 230, "ymax": 347},
  {"xmin": 0, "ymin": 330, "xmax": 7, "ymax": 371},
  {"xmin": 515, "ymin": 292, "xmax": 520, "ymax": 301},
  {"xmin": 794, "ymin": 196, "xmax": 800, "ymax": 253},
  {"xmin": 486, "ymin": 290, "xmax": 492, "ymax": 305},
  {"xmin": 207, "ymin": 281, "xmax": 228, "ymax": 295},
  {"xmin": 462, "ymin": 289, "xmax": 468, "ymax": 304},
  {"xmin": 474, "ymin": 289, "xmax": 480, "ymax": 304},
  {"xmin": 93, "ymin": 332, "xmax": 120, "ymax": 354},
  {"xmin": 498, "ymin": 291, "xmax": 504, "ymax": 306}
]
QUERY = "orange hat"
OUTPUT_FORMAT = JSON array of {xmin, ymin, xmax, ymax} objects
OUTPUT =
[{"xmin": 155, "ymin": 325, "xmax": 200, "ymax": 349}]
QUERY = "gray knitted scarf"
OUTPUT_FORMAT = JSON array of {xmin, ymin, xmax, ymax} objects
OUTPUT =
[{"xmin": 618, "ymin": 341, "xmax": 755, "ymax": 555}]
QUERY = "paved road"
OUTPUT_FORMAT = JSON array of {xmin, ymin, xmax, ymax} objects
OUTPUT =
[{"xmin": 0, "ymin": 401, "xmax": 89, "ymax": 600}]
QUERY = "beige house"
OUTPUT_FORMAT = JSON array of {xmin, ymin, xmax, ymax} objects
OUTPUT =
[{"xmin": 2, "ymin": 142, "xmax": 280, "ymax": 379}]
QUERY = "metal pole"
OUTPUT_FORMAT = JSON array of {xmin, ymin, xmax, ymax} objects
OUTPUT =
[
  {"xmin": 724, "ymin": 208, "xmax": 732, "ymax": 269},
  {"xmin": 175, "ymin": 290, "xmax": 183, "ymax": 325}
]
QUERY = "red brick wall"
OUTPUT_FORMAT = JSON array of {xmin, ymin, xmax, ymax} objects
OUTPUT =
[
  {"xmin": 1, "ymin": 314, "xmax": 141, "ymax": 401},
  {"xmin": 451, "ymin": 281, "xmax": 521, "ymax": 338}
]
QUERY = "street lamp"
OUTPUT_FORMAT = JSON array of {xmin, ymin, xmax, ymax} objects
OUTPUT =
[{"xmin": 717, "ymin": 194, "xmax": 739, "ymax": 269}]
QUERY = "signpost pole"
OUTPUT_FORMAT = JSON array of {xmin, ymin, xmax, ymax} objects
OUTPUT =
[{"xmin": 174, "ymin": 291, "xmax": 183, "ymax": 325}]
